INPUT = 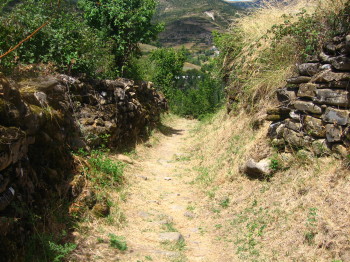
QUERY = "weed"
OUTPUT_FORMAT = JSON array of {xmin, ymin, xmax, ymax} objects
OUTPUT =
[
  {"xmin": 186, "ymin": 205, "xmax": 195, "ymax": 211},
  {"xmin": 145, "ymin": 255, "xmax": 153, "ymax": 261},
  {"xmin": 97, "ymin": 237, "xmax": 104, "ymax": 243},
  {"xmin": 163, "ymin": 222, "xmax": 177, "ymax": 232},
  {"xmin": 215, "ymin": 224, "xmax": 222, "ymax": 229},
  {"xmin": 304, "ymin": 207, "xmax": 318, "ymax": 245},
  {"xmin": 161, "ymin": 239, "xmax": 186, "ymax": 251},
  {"xmin": 194, "ymin": 167, "xmax": 213, "ymax": 185},
  {"xmin": 108, "ymin": 234, "xmax": 127, "ymax": 251},
  {"xmin": 269, "ymin": 157, "xmax": 280, "ymax": 172},
  {"xmin": 219, "ymin": 197, "xmax": 230, "ymax": 208},
  {"xmin": 25, "ymin": 228, "xmax": 77, "ymax": 262},
  {"xmin": 87, "ymin": 151, "xmax": 125, "ymax": 188},
  {"xmin": 231, "ymin": 201, "xmax": 270, "ymax": 260},
  {"xmin": 48, "ymin": 242, "xmax": 77, "ymax": 262}
]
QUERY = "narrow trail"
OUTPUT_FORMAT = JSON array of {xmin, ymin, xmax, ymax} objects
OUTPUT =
[
  {"xmin": 73, "ymin": 117, "xmax": 235, "ymax": 261},
  {"xmin": 117, "ymin": 118, "xmax": 226, "ymax": 262}
]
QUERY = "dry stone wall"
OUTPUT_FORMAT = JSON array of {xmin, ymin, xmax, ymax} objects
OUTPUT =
[
  {"xmin": 0, "ymin": 73, "xmax": 167, "ymax": 260},
  {"xmin": 267, "ymin": 35, "xmax": 350, "ymax": 157}
]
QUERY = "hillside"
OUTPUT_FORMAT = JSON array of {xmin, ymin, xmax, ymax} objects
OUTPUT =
[{"xmin": 154, "ymin": 0, "xmax": 240, "ymax": 48}]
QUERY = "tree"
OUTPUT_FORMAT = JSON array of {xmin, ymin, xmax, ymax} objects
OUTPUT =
[
  {"xmin": 150, "ymin": 47, "xmax": 186, "ymax": 98},
  {"xmin": 78, "ymin": 0, "xmax": 163, "ymax": 75}
]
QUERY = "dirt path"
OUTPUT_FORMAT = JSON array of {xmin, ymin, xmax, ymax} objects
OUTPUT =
[
  {"xmin": 118, "ymin": 117, "xmax": 222, "ymax": 262},
  {"xmin": 72, "ymin": 117, "xmax": 235, "ymax": 262}
]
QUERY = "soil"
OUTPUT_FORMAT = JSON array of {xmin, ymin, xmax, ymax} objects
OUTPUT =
[{"xmin": 71, "ymin": 117, "xmax": 236, "ymax": 262}]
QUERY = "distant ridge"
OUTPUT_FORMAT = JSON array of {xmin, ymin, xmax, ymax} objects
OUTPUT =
[{"xmin": 154, "ymin": 0, "xmax": 241, "ymax": 48}]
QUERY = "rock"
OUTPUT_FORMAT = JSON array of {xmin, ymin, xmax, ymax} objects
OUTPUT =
[
  {"xmin": 322, "ymin": 108, "xmax": 349, "ymax": 125},
  {"xmin": 297, "ymin": 83, "xmax": 318, "ymax": 98},
  {"xmin": 283, "ymin": 128, "xmax": 311, "ymax": 148},
  {"xmin": 0, "ymin": 175, "xmax": 9, "ymax": 194},
  {"xmin": 330, "ymin": 56, "xmax": 350, "ymax": 71},
  {"xmin": 332, "ymin": 144, "xmax": 348, "ymax": 158},
  {"xmin": 311, "ymin": 139, "xmax": 331, "ymax": 156},
  {"xmin": 313, "ymin": 89, "xmax": 349, "ymax": 107},
  {"xmin": 289, "ymin": 111, "xmax": 301, "ymax": 120},
  {"xmin": 286, "ymin": 76, "xmax": 311, "ymax": 84},
  {"xmin": 319, "ymin": 52, "xmax": 332, "ymax": 63},
  {"xmin": 311, "ymin": 69, "xmax": 350, "ymax": 83},
  {"xmin": 116, "ymin": 154, "xmax": 134, "ymax": 164},
  {"xmin": 0, "ymin": 187, "xmax": 15, "ymax": 211},
  {"xmin": 159, "ymin": 232, "xmax": 184, "ymax": 242},
  {"xmin": 325, "ymin": 124, "xmax": 343, "ymax": 142},
  {"xmin": 276, "ymin": 88, "xmax": 297, "ymax": 104},
  {"xmin": 285, "ymin": 119, "xmax": 302, "ymax": 132},
  {"xmin": 303, "ymin": 116, "xmax": 326, "ymax": 138},
  {"xmin": 184, "ymin": 211, "xmax": 195, "ymax": 218},
  {"xmin": 70, "ymin": 175, "xmax": 85, "ymax": 198},
  {"xmin": 266, "ymin": 107, "xmax": 290, "ymax": 116},
  {"xmin": 138, "ymin": 211, "xmax": 151, "ymax": 218},
  {"xmin": 267, "ymin": 122, "xmax": 284, "ymax": 138},
  {"xmin": 265, "ymin": 115, "xmax": 284, "ymax": 121},
  {"xmin": 80, "ymin": 189, "xmax": 97, "ymax": 209},
  {"xmin": 320, "ymin": 64, "xmax": 332, "ymax": 70},
  {"xmin": 92, "ymin": 200, "xmax": 110, "ymax": 217},
  {"xmin": 164, "ymin": 177, "xmax": 172, "ymax": 181},
  {"xmin": 328, "ymin": 80, "xmax": 350, "ymax": 89},
  {"xmin": 298, "ymin": 63, "xmax": 320, "ymax": 76},
  {"xmin": 241, "ymin": 158, "xmax": 271, "ymax": 178},
  {"xmin": 293, "ymin": 101, "xmax": 323, "ymax": 114},
  {"xmin": 271, "ymin": 138, "xmax": 285, "ymax": 147}
]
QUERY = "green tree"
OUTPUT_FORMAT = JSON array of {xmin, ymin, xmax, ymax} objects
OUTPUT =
[
  {"xmin": 0, "ymin": 0, "xmax": 109, "ymax": 76},
  {"xmin": 150, "ymin": 47, "xmax": 186, "ymax": 98},
  {"xmin": 78, "ymin": 0, "xmax": 163, "ymax": 75}
]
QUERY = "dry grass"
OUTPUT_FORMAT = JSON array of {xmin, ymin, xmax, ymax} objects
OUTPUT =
[
  {"xmin": 188, "ymin": 109, "xmax": 350, "ymax": 261},
  {"xmin": 224, "ymin": 0, "xmax": 349, "ymax": 112}
]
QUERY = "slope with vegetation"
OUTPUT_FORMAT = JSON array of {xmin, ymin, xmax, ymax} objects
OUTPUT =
[
  {"xmin": 154, "ymin": 0, "xmax": 240, "ymax": 48},
  {"xmin": 183, "ymin": 0, "xmax": 350, "ymax": 261}
]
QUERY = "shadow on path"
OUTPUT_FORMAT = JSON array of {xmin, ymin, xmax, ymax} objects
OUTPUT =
[{"xmin": 157, "ymin": 123, "xmax": 184, "ymax": 137}]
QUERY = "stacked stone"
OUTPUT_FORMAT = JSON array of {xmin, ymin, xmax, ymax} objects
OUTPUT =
[
  {"xmin": 0, "ymin": 73, "xmax": 167, "ymax": 260},
  {"xmin": 267, "ymin": 35, "xmax": 350, "ymax": 157}
]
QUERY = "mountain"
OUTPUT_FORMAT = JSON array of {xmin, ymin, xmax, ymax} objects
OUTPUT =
[{"xmin": 154, "ymin": 0, "xmax": 241, "ymax": 49}]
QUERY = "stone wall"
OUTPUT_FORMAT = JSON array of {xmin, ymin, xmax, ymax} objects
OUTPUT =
[
  {"xmin": 0, "ymin": 73, "xmax": 167, "ymax": 261},
  {"xmin": 267, "ymin": 35, "xmax": 350, "ymax": 157}
]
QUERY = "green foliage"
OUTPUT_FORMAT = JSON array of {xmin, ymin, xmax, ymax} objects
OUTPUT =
[
  {"xmin": 231, "ymin": 201, "xmax": 270, "ymax": 260},
  {"xmin": 148, "ymin": 47, "xmax": 223, "ymax": 118},
  {"xmin": 108, "ymin": 234, "xmax": 128, "ymax": 251},
  {"xmin": 219, "ymin": 197, "xmax": 230, "ymax": 208},
  {"xmin": 269, "ymin": 157, "xmax": 280, "ymax": 172},
  {"xmin": 25, "ymin": 233, "xmax": 76, "ymax": 262},
  {"xmin": 87, "ymin": 151, "xmax": 125, "ymax": 188},
  {"xmin": 150, "ymin": 47, "xmax": 186, "ymax": 98},
  {"xmin": 0, "ymin": 1, "xmax": 110, "ymax": 76},
  {"xmin": 78, "ymin": 0, "xmax": 163, "ymax": 75},
  {"xmin": 48, "ymin": 241, "xmax": 77, "ymax": 262}
]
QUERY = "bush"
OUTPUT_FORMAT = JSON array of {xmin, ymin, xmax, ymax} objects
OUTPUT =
[{"xmin": 0, "ymin": 1, "xmax": 112, "ymax": 76}]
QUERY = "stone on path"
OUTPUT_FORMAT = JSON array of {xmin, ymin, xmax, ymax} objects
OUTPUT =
[
  {"xmin": 164, "ymin": 177, "xmax": 172, "ymax": 181},
  {"xmin": 116, "ymin": 154, "xmax": 134, "ymax": 164},
  {"xmin": 184, "ymin": 211, "xmax": 195, "ymax": 218},
  {"xmin": 159, "ymin": 232, "xmax": 184, "ymax": 242}
]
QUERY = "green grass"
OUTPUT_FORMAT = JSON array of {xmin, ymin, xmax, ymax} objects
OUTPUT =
[
  {"xmin": 162, "ymin": 222, "xmax": 178, "ymax": 232},
  {"xmin": 108, "ymin": 234, "xmax": 127, "ymax": 251},
  {"xmin": 87, "ymin": 150, "xmax": 125, "ymax": 189},
  {"xmin": 161, "ymin": 239, "xmax": 186, "ymax": 252}
]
